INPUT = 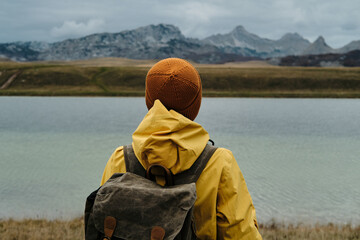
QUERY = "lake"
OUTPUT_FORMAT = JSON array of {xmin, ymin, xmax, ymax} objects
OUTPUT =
[{"xmin": 0, "ymin": 97, "xmax": 359, "ymax": 225}]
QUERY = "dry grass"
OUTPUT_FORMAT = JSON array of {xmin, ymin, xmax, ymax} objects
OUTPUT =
[
  {"xmin": 259, "ymin": 221, "xmax": 360, "ymax": 240},
  {"xmin": 0, "ymin": 218, "xmax": 84, "ymax": 240},
  {"xmin": 0, "ymin": 218, "xmax": 359, "ymax": 240}
]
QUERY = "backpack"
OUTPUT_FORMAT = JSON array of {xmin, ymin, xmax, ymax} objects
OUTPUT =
[{"xmin": 85, "ymin": 143, "xmax": 217, "ymax": 240}]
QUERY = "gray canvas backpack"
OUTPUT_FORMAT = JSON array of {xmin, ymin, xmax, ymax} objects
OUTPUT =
[{"xmin": 85, "ymin": 144, "xmax": 217, "ymax": 240}]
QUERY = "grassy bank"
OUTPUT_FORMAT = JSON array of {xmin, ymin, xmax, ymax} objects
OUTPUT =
[
  {"xmin": 1, "ymin": 58, "xmax": 360, "ymax": 98},
  {"xmin": 1, "ymin": 218, "xmax": 359, "ymax": 240}
]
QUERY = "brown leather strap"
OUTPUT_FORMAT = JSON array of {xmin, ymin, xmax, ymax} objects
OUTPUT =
[
  {"xmin": 103, "ymin": 216, "xmax": 116, "ymax": 240},
  {"xmin": 146, "ymin": 164, "xmax": 174, "ymax": 186},
  {"xmin": 151, "ymin": 226, "xmax": 165, "ymax": 240}
]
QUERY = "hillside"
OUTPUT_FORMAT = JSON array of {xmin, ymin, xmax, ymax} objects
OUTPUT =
[
  {"xmin": 279, "ymin": 50, "xmax": 360, "ymax": 67},
  {"xmin": 1, "ymin": 58, "xmax": 359, "ymax": 98}
]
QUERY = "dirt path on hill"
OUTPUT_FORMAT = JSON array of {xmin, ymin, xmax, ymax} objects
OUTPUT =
[{"xmin": 0, "ymin": 70, "xmax": 21, "ymax": 90}]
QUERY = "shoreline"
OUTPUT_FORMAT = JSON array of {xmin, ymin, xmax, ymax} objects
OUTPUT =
[
  {"xmin": 1, "ymin": 90, "xmax": 360, "ymax": 98},
  {"xmin": 1, "ymin": 218, "xmax": 359, "ymax": 239}
]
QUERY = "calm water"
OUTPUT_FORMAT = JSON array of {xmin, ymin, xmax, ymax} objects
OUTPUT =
[{"xmin": 0, "ymin": 97, "xmax": 359, "ymax": 225}]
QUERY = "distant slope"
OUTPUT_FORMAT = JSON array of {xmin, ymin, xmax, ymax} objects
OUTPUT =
[
  {"xmin": 279, "ymin": 50, "xmax": 360, "ymax": 67},
  {"xmin": 204, "ymin": 26, "xmax": 310, "ymax": 58},
  {"xmin": 0, "ymin": 56, "xmax": 11, "ymax": 62},
  {"xmin": 338, "ymin": 40, "xmax": 360, "ymax": 53},
  {"xmin": 1, "ymin": 60, "xmax": 360, "ymax": 98}
]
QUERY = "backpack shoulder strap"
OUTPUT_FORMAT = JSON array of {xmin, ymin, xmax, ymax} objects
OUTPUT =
[
  {"xmin": 174, "ymin": 144, "xmax": 217, "ymax": 185},
  {"xmin": 123, "ymin": 144, "xmax": 218, "ymax": 184},
  {"xmin": 123, "ymin": 145, "xmax": 146, "ymax": 177}
]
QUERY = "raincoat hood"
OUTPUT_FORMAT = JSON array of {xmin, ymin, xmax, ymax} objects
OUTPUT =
[{"xmin": 132, "ymin": 100, "xmax": 209, "ymax": 175}]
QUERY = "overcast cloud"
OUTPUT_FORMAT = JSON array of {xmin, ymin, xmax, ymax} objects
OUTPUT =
[{"xmin": 1, "ymin": 0, "xmax": 359, "ymax": 48}]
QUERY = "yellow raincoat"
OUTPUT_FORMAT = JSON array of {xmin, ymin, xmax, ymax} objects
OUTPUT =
[{"xmin": 101, "ymin": 100, "xmax": 262, "ymax": 240}]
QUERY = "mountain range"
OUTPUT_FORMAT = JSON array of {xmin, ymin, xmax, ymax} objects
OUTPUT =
[{"xmin": 1, "ymin": 24, "xmax": 360, "ymax": 64}]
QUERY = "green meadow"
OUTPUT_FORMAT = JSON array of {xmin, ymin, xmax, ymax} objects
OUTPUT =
[{"xmin": 1, "ymin": 58, "xmax": 360, "ymax": 97}]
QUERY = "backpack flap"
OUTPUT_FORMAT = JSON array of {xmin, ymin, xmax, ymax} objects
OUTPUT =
[{"xmin": 92, "ymin": 172, "xmax": 197, "ymax": 240}]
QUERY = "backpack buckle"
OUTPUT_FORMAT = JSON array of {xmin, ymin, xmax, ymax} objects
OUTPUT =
[
  {"xmin": 151, "ymin": 226, "xmax": 166, "ymax": 240},
  {"xmin": 146, "ymin": 164, "xmax": 174, "ymax": 186}
]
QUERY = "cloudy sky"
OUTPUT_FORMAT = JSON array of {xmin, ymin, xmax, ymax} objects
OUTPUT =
[{"xmin": 1, "ymin": 0, "xmax": 359, "ymax": 48}]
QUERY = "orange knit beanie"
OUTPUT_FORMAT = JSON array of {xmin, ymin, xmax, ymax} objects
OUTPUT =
[{"xmin": 145, "ymin": 58, "xmax": 202, "ymax": 121}]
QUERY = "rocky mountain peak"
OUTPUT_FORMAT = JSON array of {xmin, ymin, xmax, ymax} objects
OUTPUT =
[
  {"xmin": 142, "ymin": 24, "xmax": 184, "ymax": 38},
  {"xmin": 302, "ymin": 36, "xmax": 334, "ymax": 55},
  {"xmin": 314, "ymin": 36, "xmax": 327, "ymax": 45},
  {"xmin": 143, "ymin": 24, "xmax": 182, "ymax": 35},
  {"xmin": 134, "ymin": 24, "xmax": 184, "ymax": 42},
  {"xmin": 232, "ymin": 25, "xmax": 247, "ymax": 34},
  {"xmin": 280, "ymin": 33, "xmax": 305, "ymax": 41},
  {"xmin": 230, "ymin": 25, "xmax": 260, "ymax": 40},
  {"xmin": 203, "ymin": 25, "xmax": 273, "ymax": 54}
]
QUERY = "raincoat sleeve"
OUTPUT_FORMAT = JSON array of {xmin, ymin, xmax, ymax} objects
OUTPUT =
[
  {"xmin": 216, "ymin": 150, "xmax": 262, "ymax": 240},
  {"xmin": 100, "ymin": 146, "xmax": 127, "ymax": 185}
]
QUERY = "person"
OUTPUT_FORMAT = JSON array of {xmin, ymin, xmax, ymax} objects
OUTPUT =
[{"xmin": 101, "ymin": 58, "xmax": 262, "ymax": 240}]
